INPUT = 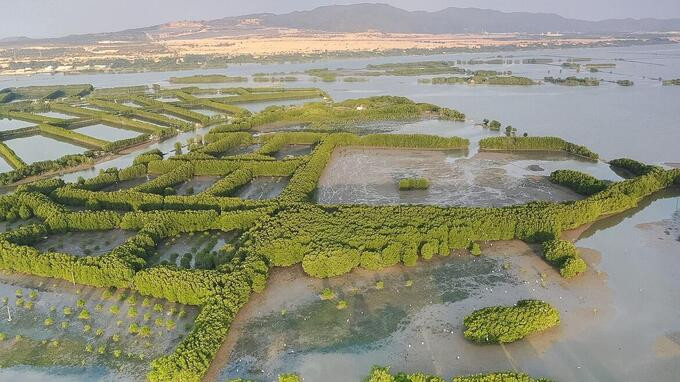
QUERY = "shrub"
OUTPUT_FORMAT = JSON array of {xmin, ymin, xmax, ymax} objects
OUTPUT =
[
  {"xmin": 399, "ymin": 178, "xmax": 430, "ymax": 190},
  {"xmin": 319, "ymin": 288, "xmax": 336, "ymax": 300},
  {"xmin": 550, "ymin": 170, "xmax": 608, "ymax": 196},
  {"xmin": 463, "ymin": 300, "xmax": 560, "ymax": 344},
  {"xmin": 542, "ymin": 239, "xmax": 587, "ymax": 279}
]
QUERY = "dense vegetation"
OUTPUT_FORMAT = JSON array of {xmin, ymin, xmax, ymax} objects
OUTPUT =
[
  {"xmin": 399, "ymin": 177, "xmax": 430, "ymax": 190},
  {"xmin": 544, "ymin": 77, "xmax": 600, "ymax": 86},
  {"xmin": 549, "ymin": 169, "xmax": 608, "ymax": 196},
  {"xmin": 364, "ymin": 366, "xmax": 552, "ymax": 382},
  {"xmin": 463, "ymin": 300, "xmax": 560, "ymax": 343},
  {"xmin": 542, "ymin": 239, "xmax": 587, "ymax": 279},
  {"xmin": 169, "ymin": 75, "xmax": 248, "ymax": 84},
  {"xmin": 425, "ymin": 74, "xmax": 535, "ymax": 86},
  {"xmin": 609, "ymin": 158, "xmax": 660, "ymax": 177},
  {"xmin": 0, "ymin": 91, "xmax": 677, "ymax": 381},
  {"xmin": 479, "ymin": 136, "xmax": 599, "ymax": 159}
]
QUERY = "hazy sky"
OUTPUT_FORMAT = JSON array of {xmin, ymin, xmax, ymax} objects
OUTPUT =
[{"xmin": 3, "ymin": 0, "xmax": 680, "ymax": 39}]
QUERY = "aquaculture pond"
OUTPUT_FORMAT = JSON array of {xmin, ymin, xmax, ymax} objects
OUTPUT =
[
  {"xmin": 222, "ymin": 144, "xmax": 261, "ymax": 157},
  {"xmin": 150, "ymin": 230, "xmax": 237, "ymax": 269},
  {"xmin": 35, "ymin": 111, "xmax": 74, "ymax": 120},
  {"xmin": 3, "ymin": 135, "xmax": 88, "ymax": 163},
  {"xmin": 240, "ymin": 99, "xmax": 322, "ymax": 113},
  {"xmin": 72, "ymin": 124, "xmax": 141, "ymax": 142},
  {"xmin": 101, "ymin": 176, "xmax": 156, "ymax": 192},
  {"xmin": 215, "ymin": 189, "xmax": 680, "ymax": 382},
  {"xmin": 174, "ymin": 176, "xmax": 221, "ymax": 195},
  {"xmin": 0, "ymin": 117, "xmax": 34, "ymax": 131},
  {"xmin": 33, "ymin": 230, "xmax": 136, "ymax": 257},
  {"xmin": 190, "ymin": 108, "xmax": 224, "ymax": 118},
  {"xmin": 0, "ymin": 160, "xmax": 13, "ymax": 174},
  {"xmin": 316, "ymin": 148, "xmax": 621, "ymax": 207},
  {"xmin": 235, "ymin": 177, "xmax": 290, "ymax": 200},
  {"xmin": 0, "ymin": 272, "xmax": 198, "ymax": 381},
  {"xmin": 274, "ymin": 144, "xmax": 315, "ymax": 160}
]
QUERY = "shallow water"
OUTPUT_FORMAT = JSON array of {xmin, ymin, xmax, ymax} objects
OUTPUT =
[
  {"xmin": 236, "ymin": 177, "xmax": 290, "ymax": 200},
  {"xmin": 35, "ymin": 111, "xmax": 74, "ymax": 120},
  {"xmin": 152, "ymin": 231, "xmax": 236, "ymax": 268},
  {"xmin": 0, "ymin": 117, "xmax": 34, "ymax": 131},
  {"xmin": 274, "ymin": 144, "xmax": 314, "ymax": 160},
  {"xmin": 4, "ymin": 135, "xmax": 88, "ymax": 163},
  {"xmin": 72, "ymin": 124, "xmax": 141, "ymax": 142},
  {"xmin": 174, "ymin": 176, "xmax": 220, "ymax": 195},
  {"xmin": 316, "ymin": 147, "xmax": 620, "ymax": 207},
  {"xmin": 190, "ymin": 108, "xmax": 224, "ymax": 117},
  {"xmin": 0, "ymin": 271, "xmax": 198, "ymax": 381},
  {"xmin": 216, "ymin": 189, "xmax": 680, "ymax": 382},
  {"xmin": 2, "ymin": 44, "xmax": 678, "ymax": 164},
  {"xmin": 240, "ymin": 98, "xmax": 321, "ymax": 113},
  {"xmin": 34, "ymin": 230, "xmax": 136, "ymax": 257}
]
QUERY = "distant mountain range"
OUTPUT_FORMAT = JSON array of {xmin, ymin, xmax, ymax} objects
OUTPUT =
[
  {"xmin": 234, "ymin": 4, "xmax": 680, "ymax": 34},
  {"xmin": 4, "ymin": 3, "xmax": 680, "ymax": 45}
]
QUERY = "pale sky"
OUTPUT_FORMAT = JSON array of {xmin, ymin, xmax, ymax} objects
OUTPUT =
[{"xmin": 3, "ymin": 0, "xmax": 680, "ymax": 39}]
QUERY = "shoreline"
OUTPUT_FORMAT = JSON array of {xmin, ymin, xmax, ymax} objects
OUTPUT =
[{"xmin": 2, "ymin": 40, "xmax": 678, "ymax": 79}]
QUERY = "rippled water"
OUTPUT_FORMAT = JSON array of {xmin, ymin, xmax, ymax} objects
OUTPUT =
[
  {"xmin": 2, "ymin": 44, "xmax": 678, "ymax": 164},
  {"xmin": 215, "ymin": 190, "xmax": 680, "ymax": 382},
  {"xmin": 317, "ymin": 147, "xmax": 620, "ymax": 207}
]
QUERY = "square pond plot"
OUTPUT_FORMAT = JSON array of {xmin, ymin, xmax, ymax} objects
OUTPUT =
[
  {"xmin": 315, "ymin": 148, "xmax": 617, "ymax": 207},
  {"xmin": 150, "ymin": 231, "xmax": 238, "ymax": 269},
  {"xmin": 222, "ymin": 143, "xmax": 261, "ymax": 158},
  {"xmin": 0, "ymin": 272, "xmax": 198, "ymax": 381},
  {"xmin": 35, "ymin": 111, "xmax": 75, "ymax": 119},
  {"xmin": 101, "ymin": 175, "xmax": 157, "ymax": 192},
  {"xmin": 0, "ymin": 117, "xmax": 35, "ymax": 132},
  {"xmin": 274, "ymin": 144, "xmax": 315, "ymax": 160},
  {"xmin": 4, "ymin": 135, "xmax": 88, "ymax": 164},
  {"xmin": 0, "ymin": 158, "xmax": 13, "ymax": 173},
  {"xmin": 235, "ymin": 177, "xmax": 290, "ymax": 200},
  {"xmin": 174, "ymin": 176, "xmax": 221, "ymax": 195},
  {"xmin": 34, "ymin": 230, "xmax": 136, "ymax": 257},
  {"xmin": 72, "ymin": 124, "xmax": 141, "ymax": 141}
]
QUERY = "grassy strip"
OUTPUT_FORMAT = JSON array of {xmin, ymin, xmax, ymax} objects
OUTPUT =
[
  {"xmin": 257, "ymin": 132, "xmax": 327, "ymax": 155},
  {"xmin": 549, "ymin": 169, "xmax": 608, "ymax": 196},
  {"xmin": 225, "ymin": 96, "xmax": 463, "ymax": 131},
  {"xmin": 202, "ymin": 169, "xmax": 253, "ymax": 197},
  {"xmin": 169, "ymin": 75, "xmax": 248, "ymax": 84},
  {"xmin": 88, "ymin": 98, "xmax": 192, "ymax": 131},
  {"xmin": 89, "ymin": 86, "xmax": 148, "ymax": 97},
  {"xmin": 609, "ymin": 158, "xmax": 660, "ymax": 177},
  {"xmin": 133, "ymin": 162, "xmax": 194, "ymax": 194},
  {"xmin": 0, "ymin": 153, "xmax": 94, "ymax": 185},
  {"xmin": 0, "ymin": 110, "xmax": 67, "ymax": 125},
  {"xmin": 399, "ymin": 177, "xmax": 430, "ymax": 190},
  {"xmin": 463, "ymin": 300, "xmax": 560, "ymax": 343},
  {"xmin": 365, "ymin": 366, "xmax": 551, "ymax": 382},
  {"xmin": 211, "ymin": 89, "xmax": 325, "ymax": 104},
  {"xmin": 173, "ymin": 91, "xmax": 249, "ymax": 116},
  {"xmin": 544, "ymin": 76, "xmax": 599, "ymax": 86},
  {"xmin": 49, "ymin": 103, "xmax": 166, "ymax": 135},
  {"xmin": 479, "ymin": 136, "xmax": 598, "ymax": 160},
  {"xmin": 0, "ymin": 142, "xmax": 26, "ymax": 169},
  {"xmin": 130, "ymin": 96, "xmax": 210, "ymax": 124},
  {"xmin": 200, "ymin": 132, "xmax": 254, "ymax": 156},
  {"xmin": 38, "ymin": 124, "xmax": 109, "ymax": 150},
  {"xmin": 10, "ymin": 84, "xmax": 93, "ymax": 99}
]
